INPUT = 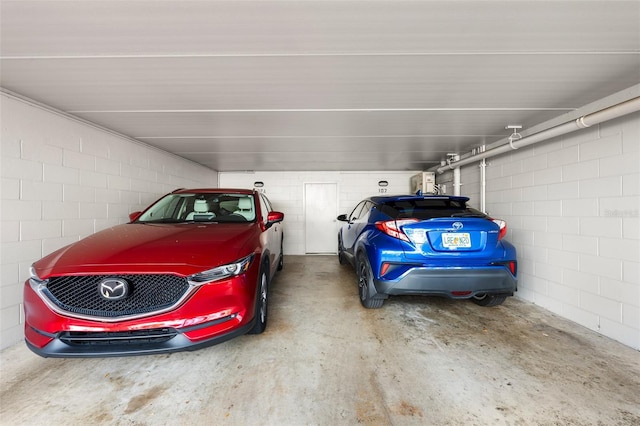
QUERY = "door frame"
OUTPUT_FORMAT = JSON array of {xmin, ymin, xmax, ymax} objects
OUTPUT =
[{"xmin": 303, "ymin": 182, "xmax": 339, "ymax": 254}]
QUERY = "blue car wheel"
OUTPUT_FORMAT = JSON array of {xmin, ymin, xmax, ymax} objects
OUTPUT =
[
  {"xmin": 338, "ymin": 236, "xmax": 348, "ymax": 265},
  {"xmin": 357, "ymin": 253, "xmax": 384, "ymax": 309}
]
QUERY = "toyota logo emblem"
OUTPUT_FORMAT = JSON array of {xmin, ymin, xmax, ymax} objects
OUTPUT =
[
  {"xmin": 452, "ymin": 222, "xmax": 463, "ymax": 230},
  {"xmin": 98, "ymin": 278, "xmax": 129, "ymax": 301}
]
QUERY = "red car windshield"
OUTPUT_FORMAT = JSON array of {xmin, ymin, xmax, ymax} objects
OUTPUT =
[{"xmin": 136, "ymin": 193, "xmax": 256, "ymax": 223}]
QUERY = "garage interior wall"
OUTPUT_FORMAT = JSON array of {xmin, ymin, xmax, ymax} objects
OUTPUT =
[
  {"xmin": 0, "ymin": 94, "xmax": 219, "ymax": 350},
  {"xmin": 220, "ymin": 171, "xmax": 419, "ymax": 255},
  {"xmin": 440, "ymin": 112, "xmax": 640, "ymax": 350}
]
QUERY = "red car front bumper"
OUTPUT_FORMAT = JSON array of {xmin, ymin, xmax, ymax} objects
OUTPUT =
[{"xmin": 24, "ymin": 272, "xmax": 259, "ymax": 358}]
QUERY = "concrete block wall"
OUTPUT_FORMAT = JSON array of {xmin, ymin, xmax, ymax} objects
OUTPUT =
[
  {"xmin": 220, "ymin": 171, "xmax": 419, "ymax": 255},
  {"xmin": 0, "ymin": 94, "xmax": 218, "ymax": 350},
  {"xmin": 446, "ymin": 112, "xmax": 639, "ymax": 349}
]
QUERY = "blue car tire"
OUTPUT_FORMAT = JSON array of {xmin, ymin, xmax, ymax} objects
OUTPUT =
[{"xmin": 357, "ymin": 253, "xmax": 384, "ymax": 309}]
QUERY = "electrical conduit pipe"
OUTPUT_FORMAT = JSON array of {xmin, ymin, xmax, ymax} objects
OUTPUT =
[{"xmin": 435, "ymin": 96, "xmax": 640, "ymax": 174}]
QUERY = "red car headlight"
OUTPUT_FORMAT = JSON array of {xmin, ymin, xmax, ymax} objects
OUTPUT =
[
  {"xmin": 187, "ymin": 254, "xmax": 254, "ymax": 286},
  {"xmin": 28, "ymin": 264, "xmax": 49, "ymax": 291}
]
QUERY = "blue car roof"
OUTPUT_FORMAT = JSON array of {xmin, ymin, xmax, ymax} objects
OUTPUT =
[{"xmin": 369, "ymin": 194, "xmax": 471, "ymax": 204}]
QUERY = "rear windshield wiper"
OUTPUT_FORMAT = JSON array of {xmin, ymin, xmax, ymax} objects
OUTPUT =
[{"xmin": 450, "ymin": 212, "xmax": 487, "ymax": 218}]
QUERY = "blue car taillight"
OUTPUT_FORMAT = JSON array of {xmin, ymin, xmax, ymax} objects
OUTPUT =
[
  {"xmin": 489, "ymin": 218, "xmax": 507, "ymax": 240},
  {"xmin": 491, "ymin": 260, "xmax": 517, "ymax": 276},
  {"xmin": 378, "ymin": 262, "xmax": 421, "ymax": 281},
  {"xmin": 375, "ymin": 219, "xmax": 419, "ymax": 242}
]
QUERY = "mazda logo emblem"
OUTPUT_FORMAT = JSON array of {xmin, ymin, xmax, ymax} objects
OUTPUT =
[
  {"xmin": 98, "ymin": 278, "xmax": 129, "ymax": 301},
  {"xmin": 452, "ymin": 222, "xmax": 463, "ymax": 230}
]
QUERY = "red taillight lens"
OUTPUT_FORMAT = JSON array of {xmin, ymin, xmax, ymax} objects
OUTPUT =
[
  {"xmin": 491, "ymin": 219, "xmax": 507, "ymax": 240},
  {"xmin": 375, "ymin": 219, "xmax": 419, "ymax": 242},
  {"xmin": 491, "ymin": 260, "xmax": 517, "ymax": 276},
  {"xmin": 380, "ymin": 262, "xmax": 391, "ymax": 276}
]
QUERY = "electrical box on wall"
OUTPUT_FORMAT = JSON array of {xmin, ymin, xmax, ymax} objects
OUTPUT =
[{"xmin": 410, "ymin": 172, "xmax": 436, "ymax": 194}]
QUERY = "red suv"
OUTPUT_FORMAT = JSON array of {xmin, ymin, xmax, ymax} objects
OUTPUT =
[{"xmin": 24, "ymin": 188, "xmax": 284, "ymax": 357}]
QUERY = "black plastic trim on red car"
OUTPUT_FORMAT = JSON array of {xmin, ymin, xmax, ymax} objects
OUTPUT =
[{"xmin": 25, "ymin": 315, "xmax": 254, "ymax": 358}]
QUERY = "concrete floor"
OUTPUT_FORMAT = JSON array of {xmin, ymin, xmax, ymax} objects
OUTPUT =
[{"xmin": 1, "ymin": 255, "xmax": 639, "ymax": 425}]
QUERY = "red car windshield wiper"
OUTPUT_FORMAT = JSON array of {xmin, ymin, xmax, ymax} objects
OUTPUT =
[{"xmin": 137, "ymin": 218, "xmax": 187, "ymax": 224}]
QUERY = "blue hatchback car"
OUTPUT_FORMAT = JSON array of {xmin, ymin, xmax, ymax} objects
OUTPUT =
[{"xmin": 337, "ymin": 194, "xmax": 517, "ymax": 308}]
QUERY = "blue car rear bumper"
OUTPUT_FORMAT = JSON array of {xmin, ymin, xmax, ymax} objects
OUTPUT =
[{"xmin": 373, "ymin": 266, "xmax": 517, "ymax": 299}]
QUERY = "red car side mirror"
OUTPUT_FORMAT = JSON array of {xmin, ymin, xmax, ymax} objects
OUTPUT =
[
  {"xmin": 129, "ymin": 211, "xmax": 142, "ymax": 222},
  {"xmin": 267, "ymin": 211, "xmax": 284, "ymax": 223}
]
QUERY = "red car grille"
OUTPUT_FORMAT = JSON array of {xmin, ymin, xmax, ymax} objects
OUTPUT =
[
  {"xmin": 59, "ymin": 329, "xmax": 177, "ymax": 346},
  {"xmin": 43, "ymin": 274, "xmax": 190, "ymax": 319}
]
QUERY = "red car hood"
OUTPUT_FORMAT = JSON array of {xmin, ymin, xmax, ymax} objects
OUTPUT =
[{"xmin": 33, "ymin": 223, "xmax": 258, "ymax": 278}]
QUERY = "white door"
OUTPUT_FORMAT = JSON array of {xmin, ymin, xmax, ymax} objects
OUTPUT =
[{"xmin": 304, "ymin": 183, "xmax": 338, "ymax": 254}]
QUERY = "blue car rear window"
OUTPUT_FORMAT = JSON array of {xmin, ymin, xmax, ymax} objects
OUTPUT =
[{"xmin": 380, "ymin": 199, "xmax": 484, "ymax": 220}]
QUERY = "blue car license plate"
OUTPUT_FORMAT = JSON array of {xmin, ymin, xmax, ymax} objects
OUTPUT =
[{"xmin": 442, "ymin": 232, "xmax": 471, "ymax": 248}]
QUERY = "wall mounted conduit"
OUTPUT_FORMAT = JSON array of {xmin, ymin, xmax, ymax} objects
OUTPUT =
[
  {"xmin": 434, "ymin": 96, "xmax": 640, "ymax": 174},
  {"xmin": 479, "ymin": 146, "xmax": 486, "ymax": 212}
]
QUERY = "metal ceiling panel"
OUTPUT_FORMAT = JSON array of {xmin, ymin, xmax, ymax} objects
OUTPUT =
[
  {"xmin": 69, "ymin": 110, "xmax": 565, "ymax": 140},
  {"xmin": 1, "ymin": 0, "xmax": 639, "ymax": 172},
  {"xmin": 2, "ymin": 1, "xmax": 638, "ymax": 55},
  {"xmin": 2, "ymin": 55, "xmax": 638, "ymax": 111}
]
